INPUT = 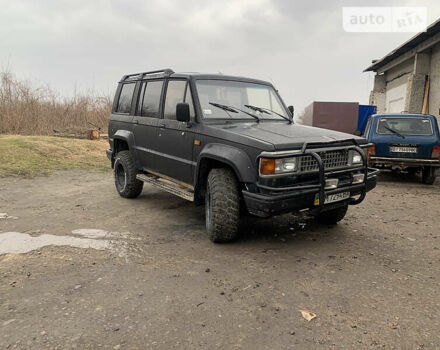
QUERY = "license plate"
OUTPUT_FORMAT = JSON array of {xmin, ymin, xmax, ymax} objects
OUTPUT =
[
  {"xmin": 390, "ymin": 146, "xmax": 417, "ymax": 153},
  {"xmin": 324, "ymin": 191, "xmax": 350, "ymax": 204}
]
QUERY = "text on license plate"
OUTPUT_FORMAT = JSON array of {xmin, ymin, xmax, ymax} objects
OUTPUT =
[
  {"xmin": 390, "ymin": 146, "xmax": 417, "ymax": 153},
  {"xmin": 324, "ymin": 191, "xmax": 350, "ymax": 204}
]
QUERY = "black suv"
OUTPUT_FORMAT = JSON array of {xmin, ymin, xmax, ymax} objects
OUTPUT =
[{"xmin": 107, "ymin": 69, "xmax": 378, "ymax": 242}]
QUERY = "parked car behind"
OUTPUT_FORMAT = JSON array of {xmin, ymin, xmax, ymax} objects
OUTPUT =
[{"xmin": 363, "ymin": 113, "xmax": 440, "ymax": 184}]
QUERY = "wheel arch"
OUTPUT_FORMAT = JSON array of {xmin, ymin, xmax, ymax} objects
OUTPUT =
[
  {"xmin": 194, "ymin": 143, "xmax": 256, "ymax": 205},
  {"xmin": 112, "ymin": 130, "xmax": 136, "ymax": 167}
]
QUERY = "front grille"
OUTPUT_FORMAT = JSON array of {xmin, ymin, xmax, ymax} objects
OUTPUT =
[{"xmin": 299, "ymin": 150, "xmax": 349, "ymax": 172}]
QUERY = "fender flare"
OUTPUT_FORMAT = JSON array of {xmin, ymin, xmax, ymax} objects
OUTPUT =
[
  {"xmin": 195, "ymin": 143, "xmax": 257, "ymax": 188},
  {"xmin": 112, "ymin": 130, "xmax": 137, "ymax": 166},
  {"xmin": 113, "ymin": 130, "xmax": 135, "ymax": 153}
]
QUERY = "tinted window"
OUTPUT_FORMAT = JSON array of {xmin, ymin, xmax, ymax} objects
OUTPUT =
[
  {"xmin": 140, "ymin": 80, "xmax": 163, "ymax": 118},
  {"xmin": 164, "ymin": 80, "xmax": 187, "ymax": 120},
  {"xmin": 136, "ymin": 83, "xmax": 146, "ymax": 115},
  {"xmin": 377, "ymin": 117, "xmax": 433, "ymax": 136},
  {"xmin": 116, "ymin": 83, "xmax": 135, "ymax": 114}
]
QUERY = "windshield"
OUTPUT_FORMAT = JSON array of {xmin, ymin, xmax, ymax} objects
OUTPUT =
[
  {"xmin": 377, "ymin": 117, "xmax": 433, "ymax": 136},
  {"xmin": 195, "ymin": 80, "xmax": 289, "ymax": 120}
]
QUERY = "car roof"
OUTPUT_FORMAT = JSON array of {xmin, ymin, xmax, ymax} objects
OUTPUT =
[
  {"xmin": 169, "ymin": 72, "xmax": 272, "ymax": 86},
  {"xmin": 120, "ymin": 69, "xmax": 273, "ymax": 86},
  {"xmin": 371, "ymin": 113, "xmax": 435, "ymax": 119}
]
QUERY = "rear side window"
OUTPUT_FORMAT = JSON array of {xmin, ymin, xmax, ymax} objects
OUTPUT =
[
  {"xmin": 164, "ymin": 80, "xmax": 195, "ymax": 121},
  {"xmin": 116, "ymin": 83, "xmax": 135, "ymax": 114},
  {"xmin": 138, "ymin": 80, "xmax": 163, "ymax": 118}
]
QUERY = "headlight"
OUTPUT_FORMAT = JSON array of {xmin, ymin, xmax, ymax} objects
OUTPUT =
[
  {"xmin": 260, "ymin": 157, "xmax": 298, "ymax": 175},
  {"xmin": 348, "ymin": 150, "xmax": 363, "ymax": 165}
]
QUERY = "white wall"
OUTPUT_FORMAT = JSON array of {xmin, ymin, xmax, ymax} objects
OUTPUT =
[{"xmin": 429, "ymin": 43, "xmax": 440, "ymax": 119}]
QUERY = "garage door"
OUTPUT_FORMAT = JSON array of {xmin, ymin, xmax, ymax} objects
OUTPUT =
[{"xmin": 385, "ymin": 83, "xmax": 407, "ymax": 113}]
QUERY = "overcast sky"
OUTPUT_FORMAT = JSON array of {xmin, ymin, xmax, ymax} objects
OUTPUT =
[{"xmin": 1, "ymin": 0, "xmax": 440, "ymax": 113}]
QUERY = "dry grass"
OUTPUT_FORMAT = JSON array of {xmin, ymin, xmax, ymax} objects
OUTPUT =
[
  {"xmin": 0, "ymin": 135, "xmax": 110, "ymax": 177},
  {"xmin": 0, "ymin": 70, "xmax": 112, "ymax": 136}
]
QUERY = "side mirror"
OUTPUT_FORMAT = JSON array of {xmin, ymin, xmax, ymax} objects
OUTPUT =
[
  {"xmin": 354, "ymin": 130, "xmax": 362, "ymax": 136},
  {"xmin": 176, "ymin": 103, "xmax": 190, "ymax": 122},
  {"xmin": 288, "ymin": 105, "xmax": 294, "ymax": 117}
]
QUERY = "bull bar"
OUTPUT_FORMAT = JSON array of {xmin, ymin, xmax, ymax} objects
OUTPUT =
[{"xmin": 242, "ymin": 142, "xmax": 379, "ymax": 217}]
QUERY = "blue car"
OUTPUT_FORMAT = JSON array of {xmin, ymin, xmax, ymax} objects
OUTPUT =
[{"xmin": 363, "ymin": 113, "xmax": 440, "ymax": 184}]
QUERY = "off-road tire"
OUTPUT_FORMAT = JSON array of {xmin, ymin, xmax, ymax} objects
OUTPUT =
[
  {"xmin": 315, "ymin": 204, "xmax": 348, "ymax": 225},
  {"xmin": 114, "ymin": 151, "xmax": 143, "ymax": 198},
  {"xmin": 422, "ymin": 166, "xmax": 436, "ymax": 185},
  {"xmin": 205, "ymin": 168, "xmax": 240, "ymax": 243}
]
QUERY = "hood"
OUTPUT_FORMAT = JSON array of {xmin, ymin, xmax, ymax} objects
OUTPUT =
[{"xmin": 206, "ymin": 121, "xmax": 364, "ymax": 150}]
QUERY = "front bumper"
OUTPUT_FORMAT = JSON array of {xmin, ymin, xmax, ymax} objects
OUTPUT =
[
  {"xmin": 370, "ymin": 156, "xmax": 440, "ymax": 168},
  {"xmin": 243, "ymin": 170, "xmax": 377, "ymax": 217},
  {"xmin": 243, "ymin": 144, "xmax": 379, "ymax": 217}
]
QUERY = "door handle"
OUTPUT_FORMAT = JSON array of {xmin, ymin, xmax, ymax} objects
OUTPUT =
[{"xmin": 159, "ymin": 123, "xmax": 166, "ymax": 128}]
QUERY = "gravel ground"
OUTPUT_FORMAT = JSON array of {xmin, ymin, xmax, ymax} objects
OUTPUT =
[{"xmin": 0, "ymin": 170, "xmax": 439, "ymax": 349}]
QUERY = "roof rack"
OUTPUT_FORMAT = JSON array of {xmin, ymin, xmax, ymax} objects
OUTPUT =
[{"xmin": 120, "ymin": 68, "xmax": 174, "ymax": 82}]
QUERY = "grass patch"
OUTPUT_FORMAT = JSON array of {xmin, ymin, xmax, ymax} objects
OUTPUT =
[{"xmin": 0, "ymin": 135, "xmax": 110, "ymax": 177}]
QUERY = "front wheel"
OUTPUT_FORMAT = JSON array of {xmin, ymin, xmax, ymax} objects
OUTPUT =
[
  {"xmin": 205, "ymin": 168, "xmax": 240, "ymax": 243},
  {"xmin": 114, "ymin": 151, "xmax": 143, "ymax": 198},
  {"xmin": 422, "ymin": 166, "xmax": 436, "ymax": 185},
  {"xmin": 315, "ymin": 204, "xmax": 348, "ymax": 225}
]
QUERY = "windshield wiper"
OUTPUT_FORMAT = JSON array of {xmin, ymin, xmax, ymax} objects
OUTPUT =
[
  {"xmin": 384, "ymin": 125, "xmax": 405, "ymax": 139},
  {"xmin": 209, "ymin": 102, "xmax": 260, "ymax": 122},
  {"xmin": 244, "ymin": 104, "xmax": 292, "ymax": 123}
]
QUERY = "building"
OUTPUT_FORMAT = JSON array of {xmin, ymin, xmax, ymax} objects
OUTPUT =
[{"xmin": 365, "ymin": 18, "xmax": 440, "ymax": 120}]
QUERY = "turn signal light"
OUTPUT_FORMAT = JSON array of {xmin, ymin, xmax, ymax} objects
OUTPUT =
[
  {"xmin": 366, "ymin": 144, "xmax": 376, "ymax": 161},
  {"xmin": 432, "ymin": 145, "xmax": 440, "ymax": 159},
  {"xmin": 260, "ymin": 158, "xmax": 275, "ymax": 175}
]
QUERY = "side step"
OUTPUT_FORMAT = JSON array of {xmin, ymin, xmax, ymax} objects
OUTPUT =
[{"xmin": 136, "ymin": 173, "xmax": 194, "ymax": 202}]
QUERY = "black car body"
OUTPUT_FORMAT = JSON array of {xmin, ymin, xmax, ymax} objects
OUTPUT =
[{"xmin": 107, "ymin": 69, "xmax": 378, "ymax": 242}]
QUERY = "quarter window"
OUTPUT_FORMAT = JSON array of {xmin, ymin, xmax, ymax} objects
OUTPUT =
[
  {"xmin": 139, "ymin": 80, "xmax": 163, "ymax": 118},
  {"xmin": 116, "ymin": 83, "xmax": 135, "ymax": 114}
]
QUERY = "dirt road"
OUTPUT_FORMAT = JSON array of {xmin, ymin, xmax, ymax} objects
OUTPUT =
[{"xmin": 1, "ymin": 170, "xmax": 439, "ymax": 349}]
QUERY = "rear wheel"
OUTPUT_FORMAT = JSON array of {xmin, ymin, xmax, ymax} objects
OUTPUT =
[
  {"xmin": 114, "ymin": 151, "xmax": 143, "ymax": 198},
  {"xmin": 422, "ymin": 166, "xmax": 436, "ymax": 185},
  {"xmin": 205, "ymin": 168, "xmax": 240, "ymax": 243},
  {"xmin": 407, "ymin": 167, "xmax": 419, "ymax": 175},
  {"xmin": 315, "ymin": 204, "xmax": 348, "ymax": 225}
]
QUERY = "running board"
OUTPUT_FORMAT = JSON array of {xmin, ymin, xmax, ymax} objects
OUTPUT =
[{"xmin": 136, "ymin": 173, "xmax": 194, "ymax": 202}]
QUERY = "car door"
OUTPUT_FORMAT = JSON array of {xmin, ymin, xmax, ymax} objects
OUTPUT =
[
  {"xmin": 155, "ymin": 79, "xmax": 196, "ymax": 184},
  {"xmin": 132, "ymin": 79, "xmax": 164, "ymax": 172}
]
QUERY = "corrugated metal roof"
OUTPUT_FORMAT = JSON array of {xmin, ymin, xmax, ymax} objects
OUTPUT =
[{"xmin": 364, "ymin": 18, "xmax": 440, "ymax": 72}]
